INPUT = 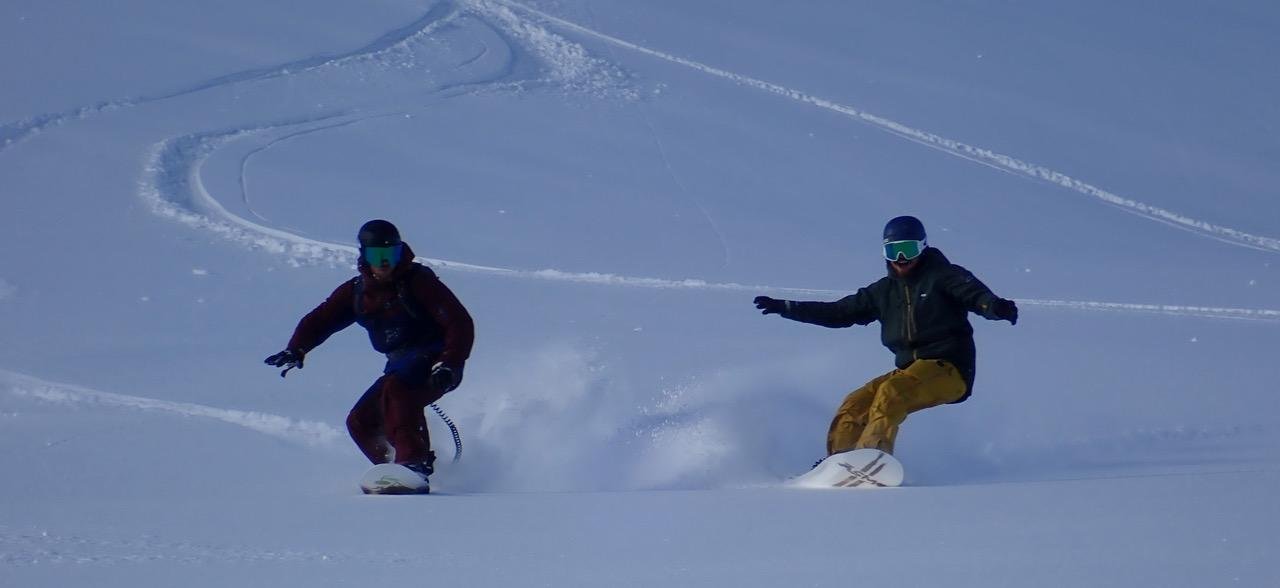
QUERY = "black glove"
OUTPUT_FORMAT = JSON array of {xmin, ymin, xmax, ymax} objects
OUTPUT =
[
  {"xmin": 992, "ymin": 298, "xmax": 1018, "ymax": 325},
  {"xmin": 753, "ymin": 296, "xmax": 787, "ymax": 316},
  {"xmin": 429, "ymin": 362, "xmax": 461, "ymax": 393},
  {"xmin": 264, "ymin": 349, "xmax": 305, "ymax": 377}
]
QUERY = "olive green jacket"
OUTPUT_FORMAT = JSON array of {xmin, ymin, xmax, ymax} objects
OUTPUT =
[{"xmin": 778, "ymin": 247, "xmax": 1003, "ymax": 402}]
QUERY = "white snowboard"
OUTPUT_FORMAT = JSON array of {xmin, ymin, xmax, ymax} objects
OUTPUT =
[
  {"xmin": 789, "ymin": 448, "xmax": 904, "ymax": 489},
  {"xmin": 359, "ymin": 463, "xmax": 430, "ymax": 495}
]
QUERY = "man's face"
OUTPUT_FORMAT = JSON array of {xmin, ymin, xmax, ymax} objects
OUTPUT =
[
  {"xmin": 370, "ymin": 263, "xmax": 395, "ymax": 282},
  {"xmin": 363, "ymin": 244, "xmax": 402, "ymax": 282},
  {"xmin": 883, "ymin": 240, "xmax": 925, "ymax": 275}
]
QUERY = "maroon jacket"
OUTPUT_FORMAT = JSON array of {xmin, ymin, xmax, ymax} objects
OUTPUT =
[{"xmin": 287, "ymin": 243, "xmax": 474, "ymax": 370}]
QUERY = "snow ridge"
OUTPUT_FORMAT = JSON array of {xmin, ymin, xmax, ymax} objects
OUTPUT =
[{"xmin": 466, "ymin": 0, "xmax": 636, "ymax": 99}]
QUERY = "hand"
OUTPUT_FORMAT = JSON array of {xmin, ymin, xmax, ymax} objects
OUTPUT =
[
  {"xmin": 993, "ymin": 298, "xmax": 1018, "ymax": 325},
  {"xmin": 429, "ymin": 362, "xmax": 461, "ymax": 393},
  {"xmin": 264, "ymin": 349, "xmax": 304, "ymax": 377},
  {"xmin": 753, "ymin": 296, "xmax": 786, "ymax": 315}
]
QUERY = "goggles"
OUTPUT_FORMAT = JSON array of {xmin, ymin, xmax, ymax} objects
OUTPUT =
[
  {"xmin": 883, "ymin": 239, "xmax": 925, "ymax": 262},
  {"xmin": 363, "ymin": 244, "xmax": 403, "ymax": 268}
]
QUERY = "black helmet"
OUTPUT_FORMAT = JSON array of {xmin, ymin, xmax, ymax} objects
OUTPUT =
[
  {"xmin": 358, "ymin": 219, "xmax": 401, "ymax": 248},
  {"xmin": 882, "ymin": 215, "xmax": 926, "ymax": 243}
]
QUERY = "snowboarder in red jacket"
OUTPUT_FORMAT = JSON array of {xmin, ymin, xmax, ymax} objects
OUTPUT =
[{"xmin": 265, "ymin": 220, "xmax": 474, "ymax": 480}]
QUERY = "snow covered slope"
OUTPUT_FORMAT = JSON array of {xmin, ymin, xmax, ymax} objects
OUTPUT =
[{"xmin": 2, "ymin": 0, "xmax": 1278, "ymax": 585}]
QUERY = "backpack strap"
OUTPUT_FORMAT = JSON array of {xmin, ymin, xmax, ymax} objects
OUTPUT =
[
  {"xmin": 351, "ymin": 276, "xmax": 364, "ymax": 317},
  {"xmin": 396, "ymin": 265, "xmax": 427, "ymax": 321},
  {"xmin": 352, "ymin": 265, "xmax": 430, "ymax": 322}
]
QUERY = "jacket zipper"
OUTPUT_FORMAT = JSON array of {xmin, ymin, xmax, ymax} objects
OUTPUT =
[{"xmin": 904, "ymin": 284, "xmax": 918, "ymax": 359}]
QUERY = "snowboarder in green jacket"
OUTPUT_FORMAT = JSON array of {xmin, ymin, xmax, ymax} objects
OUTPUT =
[{"xmin": 753, "ymin": 216, "xmax": 1017, "ymax": 456}]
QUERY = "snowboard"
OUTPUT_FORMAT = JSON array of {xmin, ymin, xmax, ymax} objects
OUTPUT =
[
  {"xmin": 359, "ymin": 463, "xmax": 430, "ymax": 495},
  {"xmin": 789, "ymin": 448, "xmax": 904, "ymax": 489}
]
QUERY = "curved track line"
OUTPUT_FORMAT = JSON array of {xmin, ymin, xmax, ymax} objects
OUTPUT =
[
  {"xmin": 139, "ymin": 123, "xmax": 1280, "ymax": 324},
  {"xmin": 489, "ymin": 0, "xmax": 1280, "ymax": 254},
  {"xmin": 139, "ymin": 119, "xmax": 1280, "ymax": 323},
  {"xmin": 238, "ymin": 116, "xmax": 402, "ymax": 224},
  {"xmin": 126, "ymin": 4, "xmax": 1280, "ymax": 325},
  {"xmin": 0, "ymin": 370, "xmax": 344, "ymax": 448},
  {"xmin": 639, "ymin": 104, "xmax": 733, "ymax": 268},
  {"xmin": 0, "ymin": 2, "xmax": 461, "ymax": 154}
]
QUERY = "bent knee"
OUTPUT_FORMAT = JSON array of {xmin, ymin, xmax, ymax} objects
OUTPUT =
[
  {"xmin": 871, "ymin": 382, "xmax": 912, "ymax": 413},
  {"xmin": 346, "ymin": 409, "xmax": 373, "ymax": 433}
]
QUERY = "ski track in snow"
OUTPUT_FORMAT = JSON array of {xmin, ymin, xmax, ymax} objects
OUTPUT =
[
  {"xmin": 134, "ymin": 0, "xmax": 630, "ymax": 266},
  {"xmin": 0, "ymin": 0, "xmax": 637, "ymax": 154},
  {"xmin": 0, "ymin": 0, "xmax": 1255, "ymax": 325},
  {"xmin": 0, "ymin": 370, "xmax": 344, "ymax": 449},
  {"xmin": 139, "ymin": 118, "xmax": 1280, "ymax": 324},
  {"xmin": 491, "ymin": 0, "xmax": 1280, "ymax": 255},
  {"xmin": 0, "ymin": 1, "xmax": 462, "ymax": 154},
  {"xmin": 3, "ymin": 0, "xmax": 1272, "ymax": 256},
  {"xmin": 139, "ymin": 117, "xmax": 360, "ymax": 267},
  {"xmin": 238, "ymin": 117, "xmax": 399, "ymax": 225},
  {"xmin": 0, "ymin": 524, "xmax": 439, "ymax": 567}
]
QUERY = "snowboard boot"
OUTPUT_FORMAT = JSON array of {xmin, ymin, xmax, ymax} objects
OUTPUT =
[
  {"xmin": 403, "ymin": 461, "xmax": 433, "ymax": 479},
  {"xmin": 392, "ymin": 460, "xmax": 433, "ymax": 495},
  {"xmin": 402, "ymin": 450, "xmax": 436, "ymax": 480}
]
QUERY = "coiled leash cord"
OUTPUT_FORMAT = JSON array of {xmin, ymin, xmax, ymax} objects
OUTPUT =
[{"xmin": 428, "ymin": 403, "xmax": 462, "ymax": 463}]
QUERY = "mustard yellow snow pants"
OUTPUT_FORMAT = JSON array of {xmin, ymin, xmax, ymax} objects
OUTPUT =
[{"xmin": 826, "ymin": 359, "xmax": 967, "ymax": 456}]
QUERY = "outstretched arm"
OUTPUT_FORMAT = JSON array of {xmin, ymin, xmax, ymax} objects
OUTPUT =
[
  {"xmin": 940, "ymin": 265, "xmax": 1017, "ymax": 324},
  {"xmin": 286, "ymin": 279, "xmax": 359, "ymax": 354},
  {"xmin": 754, "ymin": 287, "xmax": 879, "ymax": 328}
]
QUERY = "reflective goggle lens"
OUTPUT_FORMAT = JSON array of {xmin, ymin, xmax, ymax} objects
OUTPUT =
[
  {"xmin": 363, "ymin": 244, "xmax": 403, "ymax": 267},
  {"xmin": 883, "ymin": 240, "xmax": 925, "ymax": 262}
]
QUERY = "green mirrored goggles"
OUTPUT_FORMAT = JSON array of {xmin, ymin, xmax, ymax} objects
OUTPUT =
[
  {"xmin": 363, "ymin": 244, "xmax": 403, "ymax": 267},
  {"xmin": 883, "ymin": 239, "xmax": 925, "ymax": 262}
]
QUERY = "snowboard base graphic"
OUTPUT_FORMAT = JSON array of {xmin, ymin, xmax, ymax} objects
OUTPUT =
[
  {"xmin": 789, "ymin": 448, "xmax": 904, "ymax": 489},
  {"xmin": 359, "ymin": 463, "xmax": 430, "ymax": 495}
]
